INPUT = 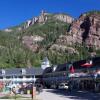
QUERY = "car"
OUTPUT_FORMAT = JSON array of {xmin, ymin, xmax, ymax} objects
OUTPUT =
[{"xmin": 58, "ymin": 83, "xmax": 68, "ymax": 89}]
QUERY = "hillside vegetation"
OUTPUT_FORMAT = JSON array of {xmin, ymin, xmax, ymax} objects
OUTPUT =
[{"xmin": 0, "ymin": 11, "xmax": 100, "ymax": 68}]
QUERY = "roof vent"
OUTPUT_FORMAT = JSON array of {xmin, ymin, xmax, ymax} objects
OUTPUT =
[
  {"xmin": 22, "ymin": 69, "xmax": 26, "ymax": 75},
  {"xmin": 2, "ymin": 69, "xmax": 5, "ymax": 75}
]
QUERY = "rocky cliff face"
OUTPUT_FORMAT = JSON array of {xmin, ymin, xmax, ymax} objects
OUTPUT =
[
  {"xmin": 70, "ymin": 13, "xmax": 100, "ymax": 49},
  {"xmin": 22, "ymin": 12, "xmax": 100, "ymax": 54},
  {"xmin": 24, "ymin": 10, "xmax": 74, "ymax": 29},
  {"xmin": 24, "ymin": 10, "xmax": 48, "ymax": 28},
  {"xmin": 54, "ymin": 14, "xmax": 74, "ymax": 23},
  {"xmin": 55, "ymin": 12, "xmax": 100, "ymax": 50},
  {"xmin": 22, "ymin": 35, "xmax": 44, "ymax": 52}
]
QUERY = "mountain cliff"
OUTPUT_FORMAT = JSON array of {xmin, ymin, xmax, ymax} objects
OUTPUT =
[
  {"xmin": 53, "ymin": 11, "xmax": 100, "ymax": 57},
  {"xmin": 69, "ymin": 11, "xmax": 100, "ymax": 49},
  {"xmin": 24, "ymin": 10, "xmax": 74, "ymax": 29}
]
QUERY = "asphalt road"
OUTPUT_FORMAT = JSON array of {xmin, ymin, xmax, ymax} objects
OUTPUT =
[{"xmin": 37, "ymin": 89, "xmax": 100, "ymax": 100}]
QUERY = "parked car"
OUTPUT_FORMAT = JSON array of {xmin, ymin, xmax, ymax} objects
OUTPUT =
[{"xmin": 58, "ymin": 83, "xmax": 68, "ymax": 89}]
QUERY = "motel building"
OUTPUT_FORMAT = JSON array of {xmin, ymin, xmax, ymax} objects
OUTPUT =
[
  {"xmin": 0, "ymin": 57, "xmax": 50, "ymax": 91},
  {"xmin": 0, "ymin": 68, "xmax": 43, "ymax": 90},
  {"xmin": 68, "ymin": 57, "xmax": 100, "ymax": 92}
]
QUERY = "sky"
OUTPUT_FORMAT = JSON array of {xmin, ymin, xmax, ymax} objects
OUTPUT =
[{"xmin": 0, "ymin": 0, "xmax": 100, "ymax": 29}]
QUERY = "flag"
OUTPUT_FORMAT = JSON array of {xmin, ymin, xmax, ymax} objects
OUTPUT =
[
  {"xmin": 81, "ymin": 60, "xmax": 93, "ymax": 67},
  {"xmin": 69, "ymin": 65, "xmax": 75, "ymax": 73}
]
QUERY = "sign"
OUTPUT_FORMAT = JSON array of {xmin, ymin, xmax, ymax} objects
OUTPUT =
[{"xmin": 69, "ymin": 72, "xmax": 89, "ymax": 78}]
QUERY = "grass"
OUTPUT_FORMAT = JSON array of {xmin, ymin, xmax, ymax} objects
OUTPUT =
[
  {"xmin": 0, "ymin": 94, "xmax": 33, "ymax": 100},
  {"xmin": 0, "ymin": 94, "xmax": 39, "ymax": 100}
]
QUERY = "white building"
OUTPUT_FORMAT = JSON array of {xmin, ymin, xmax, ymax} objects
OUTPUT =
[
  {"xmin": 41, "ymin": 57, "xmax": 51, "ymax": 70},
  {"xmin": 0, "ymin": 68, "xmax": 43, "ymax": 84}
]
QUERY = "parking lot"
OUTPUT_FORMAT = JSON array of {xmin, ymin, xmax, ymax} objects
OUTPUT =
[{"xmin": 37, "ymin": 89, "xmax": 100, "ymax": 100}]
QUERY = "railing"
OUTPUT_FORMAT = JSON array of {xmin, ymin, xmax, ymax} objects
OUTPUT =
[{"xmin": 0, "ymin": 77, "xmax": 37, "ymax": 82}]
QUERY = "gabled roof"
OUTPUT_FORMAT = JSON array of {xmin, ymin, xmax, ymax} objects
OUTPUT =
[
  {"xmin": 0, "ymin": 67, "xmax": 43, "ymax": 76},
  {"xmin": 43, "ymin": 67, "xmax": 53, "ymax": 74},
  {"xmin": 73, "ymin": 60, "xmax": 86, "ymax": 69},
  {"xmin": 73, "ymin": 56, "xmax": 100, "ymax": 69},
  {"xmin": 55, "ymin": 63, "xmax": 67, "ymax": 72},
  {"xmin": 42, "ymin": 57, "xmax": 49, "ymax": 63},
  {"xmin": 42, "ymin": 57, "xmax": 100, "ymax": 75},
  {"xmin": 92, "ymin": 56, "xmax": 100, "ymax": 66}
]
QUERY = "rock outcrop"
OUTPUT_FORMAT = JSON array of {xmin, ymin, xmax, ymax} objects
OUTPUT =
[
  {"xmin": 24, "ymin": 10, "xmax": 74, "ymax": 29},
  {"xmin": 50, "ymin": 44, "xmax": 79, "ymax": 54},
  {"xmin": 24, "ymin": 10, "xmax": 48, "ymax": 29},
  {"xmin": 4, "ymin": 28, "xmax": 12, "ymax": 32},
  {"xmin": 54, "ymin": 14, "xmax": 74, "ymax": 23},
  {"xmin": 69, "ymin": 13, "xmax": 100, "ymax": 49},
  {"xmin": 22, "ymin": 35, "xmax": 44, "ymax": 52},
  {"xmin": 56, "ymin": 12, "xmax": 100, "ymax": 50}
]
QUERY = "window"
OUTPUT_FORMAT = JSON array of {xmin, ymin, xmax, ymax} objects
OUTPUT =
[
  {"xmin": 18, "ymin": 76, "xmax": 23, "ymax": 78},
  {"xmin": 0, "ymin": 76, "xmax": 3, "ymax": 79},
  {"xmin": 26, "ymin": 76, "xmax": 31, "ymax": 78},
  {"xmin": 6, "ymin": 76, "xmax": 11, "ymax": 79}
]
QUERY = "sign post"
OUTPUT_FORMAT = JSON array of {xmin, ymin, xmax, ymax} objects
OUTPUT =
[
  {"xmin": 32, "ymin": 86, "xmax": 36, "ymax": 100},
  {"xmin": 32, "ymin": 75, "xmax": 36, "ymax": 100}
]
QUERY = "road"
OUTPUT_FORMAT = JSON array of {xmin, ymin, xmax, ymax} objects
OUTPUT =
[{"xmin": 37, "ymin": 89, "xmax": 100, "ymax": 100}]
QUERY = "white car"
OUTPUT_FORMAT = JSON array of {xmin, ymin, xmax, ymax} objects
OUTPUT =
[{"xmin": 58, "ymin": 83, "xmax": 69, "ymax": 89}]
